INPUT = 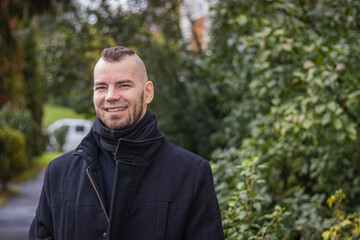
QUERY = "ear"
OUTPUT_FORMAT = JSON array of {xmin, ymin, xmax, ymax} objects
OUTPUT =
[{"xmin": 144, "ymin": 81, "xmax": 154, "ymax": 104}]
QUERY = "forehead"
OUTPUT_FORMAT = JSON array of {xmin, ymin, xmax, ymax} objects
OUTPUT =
[
  {"xmin": 94, "ymin": 57, "xmax": 140, "ymax": 81},
  {"xmin": 95, "ymin": 56, "xmax": 138, "ymax": 71}
]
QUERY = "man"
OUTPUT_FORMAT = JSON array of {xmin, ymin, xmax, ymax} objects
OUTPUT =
[{"xmin": 29, "ymin": 46, "xmax": 224, "ymax": 239}]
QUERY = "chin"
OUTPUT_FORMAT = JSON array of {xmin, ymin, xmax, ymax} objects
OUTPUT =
[{"xmin": 108, "ymin": 120, "xmax": 132, "ymax": 130}]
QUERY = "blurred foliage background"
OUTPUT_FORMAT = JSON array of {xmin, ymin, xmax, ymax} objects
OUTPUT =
[{"xmin": 1, "ymin": 0, "xmax": 360, "ymax": 239}]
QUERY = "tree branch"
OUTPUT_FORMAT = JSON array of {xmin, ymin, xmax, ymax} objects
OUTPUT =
[
  {"xmin": 326, "ymin": 86, "xmax": 360, "ymax": 129},
  {"xmin": 278, "ymin": 0, "xmax": 322, "ymax": 37}
]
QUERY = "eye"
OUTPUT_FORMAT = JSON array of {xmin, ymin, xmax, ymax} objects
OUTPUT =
[
  {"xmin": 118, "ymin": 84, "xmax": 131, "ymax": 88},
  {"xmin": 94, "ymin": 86, "xmax": 107, "ymax": 91}
]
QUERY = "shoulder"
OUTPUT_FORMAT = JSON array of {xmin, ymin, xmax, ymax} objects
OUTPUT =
[
  {"xmin": 47, "ymin": 151, "xmax": 76, "ymax": 170},
  {"xmin": 159, "ymin": 140, "xmax": 209, "ymax": 169},
  {"xmin": 45, "ymin": 150, "xmax": 84, "ymax": 180},
  {"xmin": 165, "ymin": 140, "xmax": 202, "ymax": 158}
]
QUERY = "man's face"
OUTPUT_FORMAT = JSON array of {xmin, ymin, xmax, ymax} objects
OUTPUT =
[{"xmin": 93, "ymin": 56, "xmax": 153, "ymax": 130}]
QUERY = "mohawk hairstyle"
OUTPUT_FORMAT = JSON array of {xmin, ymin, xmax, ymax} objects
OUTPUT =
[{"xmin": 101, "ymin": 46, "xmax": 135, "ymax": 62}]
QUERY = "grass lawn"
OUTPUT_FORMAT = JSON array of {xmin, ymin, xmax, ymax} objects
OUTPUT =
[
  {"xmin": 13, "ymin": 152, "xmax": 63, "ymax": 183},
  {"xmin": 43, "ymin": 104, "xmax": 92, "ymax": 128}
]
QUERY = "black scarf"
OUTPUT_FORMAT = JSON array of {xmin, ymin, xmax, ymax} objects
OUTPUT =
[{"xmin": 93, "ymin": 109, "xmax": 160, "ymax": 153}]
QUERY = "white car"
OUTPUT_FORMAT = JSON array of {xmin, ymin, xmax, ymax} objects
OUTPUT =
[{"xmin": 47, "ymin": 119, "xmax": 92, "ymax": 152}]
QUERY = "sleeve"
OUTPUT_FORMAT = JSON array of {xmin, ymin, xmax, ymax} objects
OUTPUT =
[
  {"xmin": 183, "ymin": 160, "xmax": 225, "ymax": 240},
  {"xmin": 29, "ymin": 164, "xmax": 54, "ymax": 240}
]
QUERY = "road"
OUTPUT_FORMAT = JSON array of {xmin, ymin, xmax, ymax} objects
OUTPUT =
[{"xmin": 0, "ymin": 171, "xmax": 44, "ymax": 240}]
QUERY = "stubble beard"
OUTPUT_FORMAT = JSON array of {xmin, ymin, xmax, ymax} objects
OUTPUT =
[{"xmin": 97, "ymin": 92, "xmax": 145, "ymax": 130}]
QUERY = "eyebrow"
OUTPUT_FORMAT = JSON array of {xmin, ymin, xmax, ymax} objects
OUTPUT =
[
  {"xmin": 116, "ymin": 79, "xmax": 134, "ymax": 85},
  {"xmin": 94, "ymin": 81, "xmax": 105, "ymax": 86},
  {"xmin": 93, "ymin": 79, "xmax": 135, "ymax": 85}
]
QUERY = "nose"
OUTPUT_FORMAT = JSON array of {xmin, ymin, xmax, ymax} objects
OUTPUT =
[{"xmin": 105, "ymin": 87, "xmax": 121, "ymax": 102}]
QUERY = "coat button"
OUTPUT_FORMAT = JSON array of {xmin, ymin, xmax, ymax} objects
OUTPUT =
[{"xmin": 103, "ymin": 232, "xmax": 107, "ymax": 237}]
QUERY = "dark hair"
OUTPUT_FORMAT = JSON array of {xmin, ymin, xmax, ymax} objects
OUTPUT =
[{"xmin": 101, "ymin": 46, "xmax": 135, "ymax": 62}]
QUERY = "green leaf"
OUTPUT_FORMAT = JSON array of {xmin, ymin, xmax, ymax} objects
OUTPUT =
[
  {"xmin": 253, "ymin": 202, "xmax": 262, "ymax": 212},
  {"xmin": 322, "ymin": 230, "xmax": 332, "ymax": 240},
  {"xmin": 327, "ymin": 101, "xmax": 337, "ymax": 112},
  {"xmin": 273, "ymin": 28, "xmax": 285, "ymax": 36},
  {"xmin": 235, "ymin": 14, "xmax": 248, "ymax": 25},
  {"xmin": 315, "ymin": 104, "xmax": 326, "ymax": 114},
  {"xmin": 340, "ymin": 219, "xmax": 352, "ymax": 227},
  {"xmin": 348, "ymin": 90, "xmax": 360, "ymax": 99},
  {"xmin": 321, "ymin": 112, "xmax": 332, "ymax": 125},
  {"xmin": 346, "ymin": 123, "xmax": 357, "ymax": 141},
  {"xmin": 333, "ymin": 118, "xmax": 342, "ymax": 130},
  {"xmin": 303, "ymin": 60, "xmax": 315, "ymax": 69}
]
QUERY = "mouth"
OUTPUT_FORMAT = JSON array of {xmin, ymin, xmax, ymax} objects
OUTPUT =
[{"xmin": 106, "ymin": 107, "xmax": 127, "ymax": 112}]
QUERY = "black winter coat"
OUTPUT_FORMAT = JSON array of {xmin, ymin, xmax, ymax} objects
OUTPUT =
[{"xmin": 29, "ymin": 129, "xmax": 224, "ymax": 240}]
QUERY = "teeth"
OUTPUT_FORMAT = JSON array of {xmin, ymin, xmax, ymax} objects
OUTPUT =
[{"xmin": 108, "ymin": 107, "xmax": 126, "ymax": 112}]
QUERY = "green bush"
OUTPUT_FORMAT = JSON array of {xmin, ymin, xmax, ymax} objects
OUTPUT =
[
  {"xmin": 0, "ymin": 102, "xmax": 43, "ymax": 160},
  {"xmin": 52, "ymin": 125, "xmax": 68, "ymax": 152},
  {"xmin": 0, "ymin": 126, "xmax": 28, "ymax": 190},
  {"xmin": 322, "ymin": 190, "xmax": 360, "ymax": 240},
  {"xmin": 214, "ymin": 156, "xmax": 290, "ymax": 239},
  {"xmin": 200, "ymin": 0, "xmax": 360, "ymax": 238}
]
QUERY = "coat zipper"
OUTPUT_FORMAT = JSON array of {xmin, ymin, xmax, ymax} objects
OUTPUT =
[{"xmin": 86, "ymin": 169, "xmax": 110, "ymax": 223}]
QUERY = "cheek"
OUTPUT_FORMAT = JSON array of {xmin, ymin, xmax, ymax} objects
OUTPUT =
[
  {"xmin": 93, "ymin": 94, "xmax": 103, "ymax": 107},
  {"xmin": 122, "ymin": 91, "xmax": 141, "ymax": 102}
]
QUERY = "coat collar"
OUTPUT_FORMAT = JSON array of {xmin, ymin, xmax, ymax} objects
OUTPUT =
[
  {"xmin": 74, "ymin": 127, "xmax": 165, "ymax": 165},
  {"xmin": 114, "ymin": 132, "xmax": 165, "ymax": 163},
  {"xmin": 74, "ymin": 129, "xmax": 99, "ymax": 165}
]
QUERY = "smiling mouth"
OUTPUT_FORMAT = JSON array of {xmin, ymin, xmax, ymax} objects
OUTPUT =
[{"xmin": 107, "ymin": 107, "xmax": 127, "ymax": 112}]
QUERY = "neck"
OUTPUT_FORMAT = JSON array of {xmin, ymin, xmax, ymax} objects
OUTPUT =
[{"xmin": 93, "ymin": 109, "xmax": 160, "ymax": 153}]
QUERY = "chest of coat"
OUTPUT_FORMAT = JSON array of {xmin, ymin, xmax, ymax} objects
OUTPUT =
[{"xmin": 52, "ymin": 157, "xmax": 196, "ymax": 240}]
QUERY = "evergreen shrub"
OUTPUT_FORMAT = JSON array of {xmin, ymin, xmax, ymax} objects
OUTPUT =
[
  {"xmin": 0, "ymin": 126, "xmax": 28, "ymax": 190},
  {"xmin": 0, "ymin": 102, "xmax": 42, "ymax": 160},
  {"xmin": 52, "ymin": 125, "xmax": 68, "ymax": 152}
]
